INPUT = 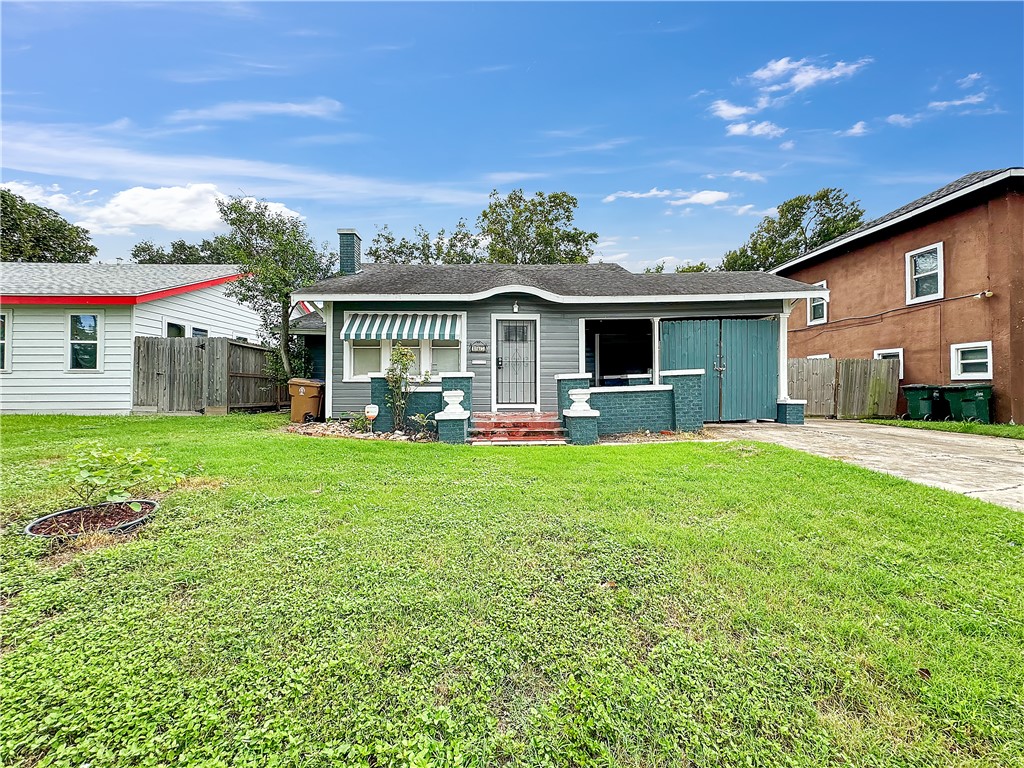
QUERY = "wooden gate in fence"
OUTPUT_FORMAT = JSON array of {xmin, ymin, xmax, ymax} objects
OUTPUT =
[
  {"xmin": 133, "ymin": 337, "xmax": 289, "ymax": 415},
  {"xmin": 787, "ymin": 358, "xmax": 900, "ymax": 419}
]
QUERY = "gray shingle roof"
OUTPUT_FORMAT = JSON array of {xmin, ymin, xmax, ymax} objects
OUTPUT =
[
  {"xmin": 290, "ymin": 312, "xmax": 326, "ymax": 332},
  {"xmin": 0, "ymin": 263, "xmax": 243, "ymax": 296},
  {"xmin": 772, "ymin": 167, "xmax": 1022, "ymax": 274},
  {"xmin": 295, "ymin": 262, "xmax": 819, "ymax": 300}
]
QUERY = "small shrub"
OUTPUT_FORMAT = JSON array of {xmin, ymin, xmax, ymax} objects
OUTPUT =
[
  {"xmin": 408, "ymin": 412, "xmax": 437, "ymax": 440},
  {"xmin": 385, "ymin": 345, "xmax": 431, "ymax": 430},
  {"xmin": 50, "ymin": 442, "xmax": 184, "ymax": 510},
  {"xmin": 349, "ymin": 413, "xmax": 372, "ymax": 433}
]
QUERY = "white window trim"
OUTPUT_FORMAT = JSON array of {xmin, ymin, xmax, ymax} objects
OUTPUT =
[
  {"xmin": 807, "ymin": 280, "xmax": 828, "ymax": 325},
  {"xmin": 491, "ymin": 312, "xmax": 541, "ymax": 411},
  {"xmin": 66, "ymin": 310, "xmax": 105, "ymax": 373},
  {"xmin": 807, "ymin": 353, "xmax": 830, "ymax": 359},
  {"xmin": 0, "ymin": 309, "xmax": 10, "ymax": 373},
  {"xmin": 950, "ymin": 340, "xmax": 993, "ymax": 381},
  {"xmin": 340, "ymin": 311, "xmax": 467, "ymax": 383},
  {"xmin": 905, "ymin": 242, "xmax": 945, "ymax": 305},
  {"xmin": 873, "ymin": 347, "xmax": 905, "ymax": 379}
]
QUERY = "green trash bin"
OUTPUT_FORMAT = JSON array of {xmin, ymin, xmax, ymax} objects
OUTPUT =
[
  {"xmin": 944, "ymin": 384, "xmax": 993, "ymax": 424},
  {"xmin": 902, "ymin": 385, "xmax": 948, "ymax": 420}
]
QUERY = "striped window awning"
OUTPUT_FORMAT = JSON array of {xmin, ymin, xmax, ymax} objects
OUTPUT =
[{"xmin": 341, "ymin": 313, "xmax": 461, "ymax": 341}]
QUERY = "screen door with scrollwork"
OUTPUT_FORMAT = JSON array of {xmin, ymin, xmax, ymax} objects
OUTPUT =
[{"xmin": 495, "ymin": 318, "xmax": 537, "ymax": 406}]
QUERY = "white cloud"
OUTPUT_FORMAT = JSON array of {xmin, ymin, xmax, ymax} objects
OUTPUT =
[
  {"xmin": 602, "ymin": 187, "xmax": 677, "ymax": 203},
  {"xmin": 2, "ymin": 121, "xmax": 486, "ymax": 207},
  {"xmin": 709, "ymin": 99, "xmax": 757, "ymax": 120},
  {"xmin": 715, "ymin": 203, "xmax": 778, "ymax": 217},
  {"xmin": 704, "ymin": 170, "xmax": 766, "ymax": 182},
  {"xmin": 779, "ymin": 140, "xmax": 796, "ymax": 150},
  {"xmin": 837, "ymin": 120, "xmax": 869, "ymax": 137},
  {"xmin": 886, "ymin": 113, "xmax": 918, "ymax": 127},
  {"xmin": 751, "ymin": 56, "xmax": 872, "ymax": 93},
  {"xmin": 168, "ymin": 97, "xmax": 342, "ymax": 122},
  {"xmin": 667, "ymin": 190, "xmax": 730, "ymax": 206},
  {"xmin": 599, "ymin": 252, "xmax": 630, "ymax": 263},
  {"xmin": 537, "ymin": 137, "xmax": 633, "ymax": 157},
  {"xmin": 928, "ymin": 91, "xmax": 987, "ymax": 110},
  {"xmin": 1, "ymin": 180, "xmax": 301, "ymax": 236},
  {"xmin": 957, "ymin": 72, "xmax": 982, "ymax": 89},
  {"xmin": 726, "ymin": 120, "xmax": 786, "ymax": 139}
]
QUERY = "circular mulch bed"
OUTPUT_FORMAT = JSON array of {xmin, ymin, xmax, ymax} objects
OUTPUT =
[{"xmin": 25, "ymin": 500, "xmax": 158, "ymax": 538}]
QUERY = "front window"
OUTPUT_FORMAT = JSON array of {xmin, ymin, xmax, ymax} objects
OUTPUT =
[
  {"xmin": 0, "ymin": 311, "xmax": 10, "ymax": 372},
  {"xmin": 808, "ymin": 281, "xmax": 827, "ymax": 325},
  {"xmin": 906, "ymin": 243, "xmax": 944, "ymax": 304},
  {"xmin": 950, "ymin": 341, "xmax": 992, "ymax": 381},
  {"xmin": 430, "ymin": 340, "xmax": 461, "ymax": 374},
  {"xmin": 352, "ymin": 340, "xmax": 381, "ymax": 377},
  {"xmin": 395, "ymin": 339, "xmax": 422, "ymax": 374},
  {"xmin": 68, "ymin": 313, "xmax": 100, "ymax": 371}
]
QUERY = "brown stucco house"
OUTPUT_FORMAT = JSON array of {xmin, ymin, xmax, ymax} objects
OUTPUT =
[{"xmin": 770, "ymin": 168, "xmax": 1023, "ymax": 424}]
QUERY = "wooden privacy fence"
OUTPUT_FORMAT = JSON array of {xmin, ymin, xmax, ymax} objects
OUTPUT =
[
  {"xmin": 788, "ymin": 358, "xmax": 900, "ymax": 419},
  {"xmin": 133, "ymin": 337, "xmax": 289, "ymax": 415}
]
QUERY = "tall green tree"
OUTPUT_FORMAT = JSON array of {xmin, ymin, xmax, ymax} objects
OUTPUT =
[
  {"xmin": 478, "ymin": 189, "xmax": 597, "ymax": 264},
  {"xmin": 365, "ymin": 189, "xmax": 598, "ymax": 265},
  {"xmin": 1, "ymin": 190, "xmax": 97, "ymax": 263},
  {"xmin": 365, "ymin": 219, "xmax": 480, "ymax": 264},
  {"xmin": 130, "ymin": 236, "xmax": 235, "ymax": 264},
  {"xmin": 720, "ymin": 188, "xmax": 865, "ymax": 272},
  {"xmin": 216, "ymin": 196, "xmax": 336, "ymax": 378}
]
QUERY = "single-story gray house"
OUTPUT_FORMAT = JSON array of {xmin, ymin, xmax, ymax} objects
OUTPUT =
[{"xmin": 292, "ymin": 230, "xmax": 827, "ymax": 443}]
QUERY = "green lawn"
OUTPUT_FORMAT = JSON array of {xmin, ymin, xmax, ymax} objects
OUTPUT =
[
  {"xmin": 2, "ymin": 414, "xmax": 1022, "ymax": 767},
  {"xmin": 863, "ymin": 419, "xmax": 1024, "ymax": 440}
]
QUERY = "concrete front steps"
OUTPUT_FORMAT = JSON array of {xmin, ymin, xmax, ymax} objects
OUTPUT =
[{"xmin": 469, "ymin": 411, "xmax": 567, "ymax": 445}]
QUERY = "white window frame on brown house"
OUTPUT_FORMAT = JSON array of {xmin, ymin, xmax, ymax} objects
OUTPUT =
[
  {"xmin": 950, "ymin": 340, "xmax": 993, "ymax": 381},
  {"xmin": 807, "ymin": 280, "xmax": 828, "ymax": 325},
  {"xmin": 905, "ymin": 242, "xmax": 945, "ymax": 305},
  {"xmin": 873, "ymin": 347, "xmax": 905, "ymax": 379}
]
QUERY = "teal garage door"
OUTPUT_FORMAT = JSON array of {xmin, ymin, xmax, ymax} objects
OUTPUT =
[{"xmin": 660, "ymin": 318, "xmax": 779, "ymax": 422}]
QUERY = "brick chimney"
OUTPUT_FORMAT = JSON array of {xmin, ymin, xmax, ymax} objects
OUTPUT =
[{"xmin": 337, "ymin": 229, "xmax": 362, "ymax": 275}]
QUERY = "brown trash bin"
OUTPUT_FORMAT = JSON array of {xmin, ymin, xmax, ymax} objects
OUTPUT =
[{"xmin": 288, "ymin": 378, "xmax": 324, "ymax": 423}]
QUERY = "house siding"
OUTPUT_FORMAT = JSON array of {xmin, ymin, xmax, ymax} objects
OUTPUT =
[
  {"xmin": 0, "ymin": 305, "xmax": 135, "ymax": 414},
  {"xmin": 133, "ymin": 284, "xmax": 262, "ymax": 341},
  {"xmin": 782, "ymin": 189, "xmax": 1023, "ymax": 423},
  {"xmin": 329, "ymin": 296, "xmax": 783, "ymax": 417}
]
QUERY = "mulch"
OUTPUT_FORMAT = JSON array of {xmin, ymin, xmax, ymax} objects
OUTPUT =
[{"xmin": 28, "ymin": 501, "xmax": 156, "ymax": 537}]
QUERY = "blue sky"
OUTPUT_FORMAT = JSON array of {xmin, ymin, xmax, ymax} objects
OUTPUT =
[{"xmin": 3, "ymin": 1, "xmax": 1021, "ymax": 270}]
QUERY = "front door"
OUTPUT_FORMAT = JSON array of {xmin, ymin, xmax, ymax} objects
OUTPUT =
[
  {"xmin": 495, "ymin": 318, "xmax": 538, "ymax": 407},
  {"xmin": 659, "ymin": 318, "xmax": 778, "ymax": 421}
]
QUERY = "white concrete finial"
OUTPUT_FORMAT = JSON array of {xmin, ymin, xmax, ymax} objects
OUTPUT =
[
  {"xmin": 568, "ymin": 390, "xmax": 591, "ymax": 411},
  {"xmin": 442, "ymin": 389, "xmax": 466, "ymax": 413}
]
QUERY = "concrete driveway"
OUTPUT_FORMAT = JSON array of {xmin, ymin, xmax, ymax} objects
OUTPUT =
[{"xmin": 705, "ymin": 420, "xmax": 1024, "ymax": 510}]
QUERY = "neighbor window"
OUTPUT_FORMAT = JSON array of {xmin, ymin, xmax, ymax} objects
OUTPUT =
[
  {"xmin": 807, "ymin": 281, "xmax": 827, "ymax": 325},
  {"xmin": 351, "ymin": 340, "xmax": 381, "ymax": 377},
  {"xmin": 950, "ymin": 341, "xmax": 992, "ymax": 381},
  {"xmin": 873, "ymin": 347, "xmax": 905, "ymax": 379},
  {"xmin": 906, "ymin": 243, "xmax": 944, "ymax": 304},
  {"xmin": 167, "ymin": 322, "xmax": 186, "ymax": 338},
  {"xmin": 68, "ymin": 313, "xmax": 101, "ymax": 371},
  {"xmin": 430, "ymin": 340, "xmax": 461, "ymax": 374},
  {"xmin": 0, "ymin": 311, "xmax": 10, "ymax": 372},
  {"xmin": 191, "ymin": 327, "xmax": 208, "ymax": 338}
]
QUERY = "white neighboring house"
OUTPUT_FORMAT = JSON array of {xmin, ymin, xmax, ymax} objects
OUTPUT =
[{"xmin": 0, "ymin": 263, "xmax": 262, "ymax": 415}]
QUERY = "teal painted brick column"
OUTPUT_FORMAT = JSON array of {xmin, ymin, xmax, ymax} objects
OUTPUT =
[
  {"xmin": 661, "ymin": 369, "xmax": 705, "ymax": 433},
  {"xmin": 436, "ymin": 389, "xmax": 470, "ymax": 444},
  {"xmin": 556, "ymin": 374, "xmax": 592, "ymax": 423},
  {"xmin": 588, "ymin": 386, "xmax": 674, "ymax": 435},
  {"xmin": 777, "ymin": 400, "xmax": 806, "ymax": 425},
  {"xmin": 563, "ymin": 388, "xmax": 600, "ymax": 444},
  {"xmin": 440, "ymin": 373, "xmax": 474, "ymax": 415},
  {"xmin": 368, "ymin": 374, "xmax": 392, "ymax": 432}
]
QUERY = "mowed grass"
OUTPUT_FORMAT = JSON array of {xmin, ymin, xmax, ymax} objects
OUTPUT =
[
  {"xmin": 1, "ymin": 415, "xmax": 1022, "ymax": 768},
  {"xmin": 863, "ymin": 419, "xmax": 1024, "ymax": 441}
]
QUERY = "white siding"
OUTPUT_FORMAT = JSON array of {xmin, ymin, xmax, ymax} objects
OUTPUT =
[
  {"xmin": 0, "ymin": 305, "xmax": 135, "ymax": 414},
  {"xmin": 133, "ymin": 283, "xmax": 262, "ymax": 340}
]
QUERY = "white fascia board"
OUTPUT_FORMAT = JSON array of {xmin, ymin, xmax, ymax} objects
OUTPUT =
[
  {"xmin": 293, "ymin": 286, "xmax": 829, "ymax": 305},
  {"xmin": 769, "ymin": 168, "xmax": 1023, "ymax": 275}
]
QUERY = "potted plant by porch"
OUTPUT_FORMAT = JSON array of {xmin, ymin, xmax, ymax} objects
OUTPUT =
[{"xmin": 25, "ymin": 443, "xmax": 184, "ymax": 539}]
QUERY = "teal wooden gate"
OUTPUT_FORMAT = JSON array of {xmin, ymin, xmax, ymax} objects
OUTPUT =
[{"xmin": 660, "ymin": 318, "xmax": 779, "ymax": 422}]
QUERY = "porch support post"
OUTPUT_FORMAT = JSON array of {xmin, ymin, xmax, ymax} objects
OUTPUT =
[
  {"xmin": 777, "ymin": 304, "xmax": 791, "ymax": 402},
  {"xmin": 652, "ymin": 317, "xmax": 661, "ymax": 385}
]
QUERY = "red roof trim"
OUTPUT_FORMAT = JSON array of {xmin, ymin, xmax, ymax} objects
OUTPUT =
[{"xmin": 0, "ymin": 273, "xmax": 242, "ymax": 306}]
